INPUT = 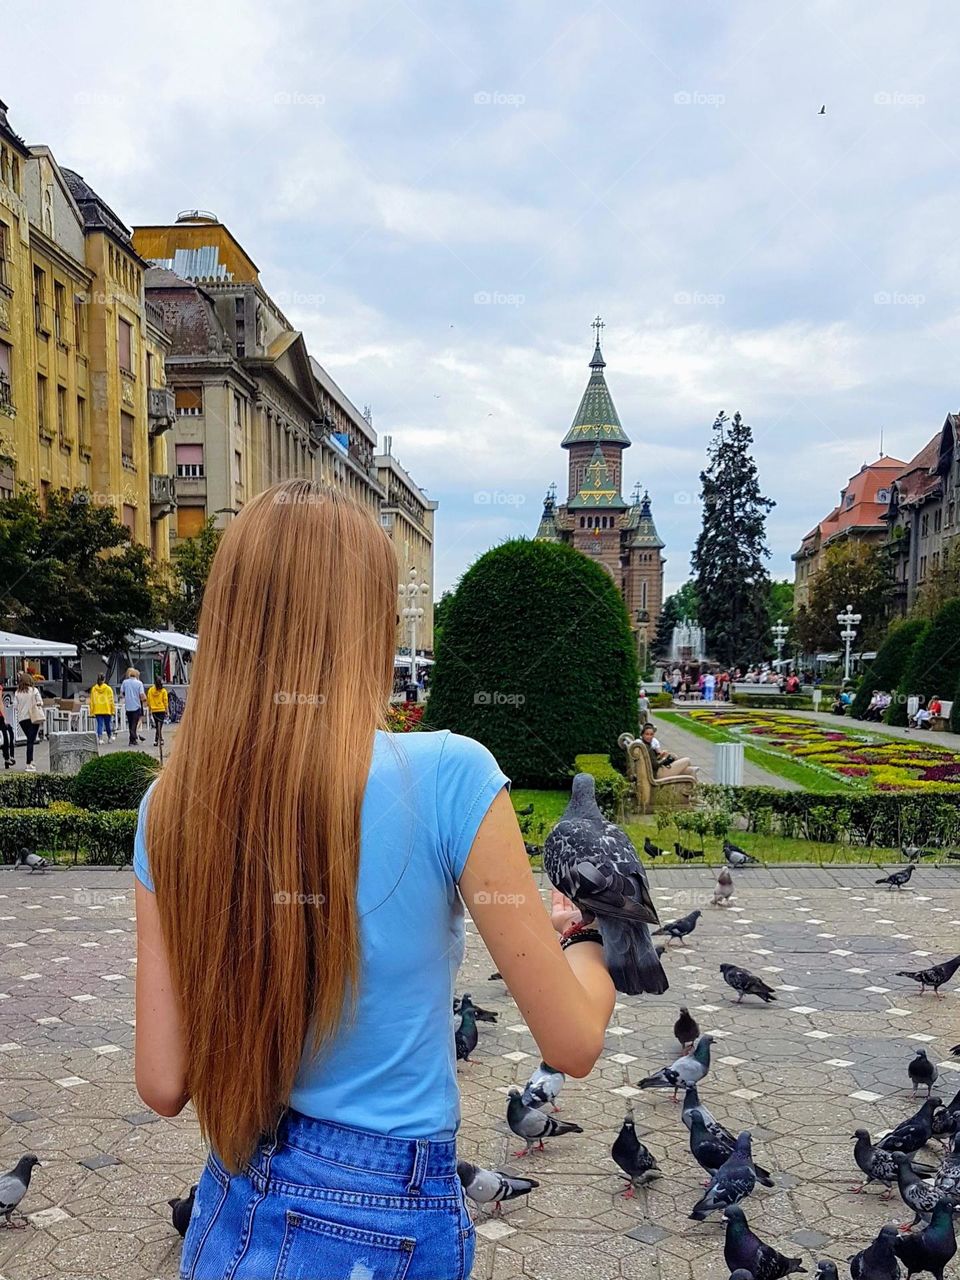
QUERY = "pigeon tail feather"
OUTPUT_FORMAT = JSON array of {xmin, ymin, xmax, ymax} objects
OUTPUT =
[{"xmin": 600, "ymin": 916, "xmax": 669, "ymax": 995}]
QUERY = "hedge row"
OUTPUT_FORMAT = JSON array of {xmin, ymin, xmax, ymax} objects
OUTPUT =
[
  {"xmin": 0, "ymin": 807, "xmax": 137, "ymax": 865},
  {"xmin": 731, "ymin": 693, "xmax": 814, "ymax": 710},
  {"xmin": 697, "ymin": 783, "xmax": 960, "ymax": 847},
  {"xmin": 0, "ymin": 753, "xmax": 156, "ymax": 811}
]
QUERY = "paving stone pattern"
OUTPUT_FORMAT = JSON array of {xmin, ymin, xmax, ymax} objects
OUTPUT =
[{"xmin": 1, "ymin": 865, "xmax": 960, "ymax": 1278}]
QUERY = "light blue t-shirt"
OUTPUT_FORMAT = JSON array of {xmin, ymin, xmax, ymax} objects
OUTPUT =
[
  {"xmin": 121, "ymin": 678, "xmax": 145, "ymax": 712},
  {"xmin": 134, "ymin": 729, "xmax": 508, "ymax": 1140}
]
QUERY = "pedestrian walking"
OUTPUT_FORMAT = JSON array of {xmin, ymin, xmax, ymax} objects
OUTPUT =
[
  {"xmin": 14, "ymin": 672, "xmax": 44, "ymax": 772},
  {"xmin": 120, "ymin": 667, "xmax": 147, "ymax": 746},
  {"xmin": 0, "ymin": 699, "xmax": 14, "ymax": 768},
  {"xmin": 637, "ymin": 686, "xmax": 651, "ymax": 725},
  {"xmin": 89, "ymin": 674, "xmax": 116, "ymax": 745},
  {"xmin": 146, "ymin": 676, "xmax": 168, "ymax": 748}
]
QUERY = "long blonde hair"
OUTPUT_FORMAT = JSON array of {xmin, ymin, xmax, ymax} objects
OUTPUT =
[{"xmin": 147, "ymin": 481, "xmax": 397, "ymax": 1169}]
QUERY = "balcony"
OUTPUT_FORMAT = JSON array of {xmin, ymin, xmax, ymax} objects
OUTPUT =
[
  {"xmin": 150, "ymin": 473, "xmax": 177, "ymax": 516},
  {"xmin": 148, "ymin": 387, "xmax": 176, "ymax": 436}
]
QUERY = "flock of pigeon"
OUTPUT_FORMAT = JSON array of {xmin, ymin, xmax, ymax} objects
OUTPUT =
[{"xmin": 451, "ymin": 774, "xmax": 960, "ymax": 1279}]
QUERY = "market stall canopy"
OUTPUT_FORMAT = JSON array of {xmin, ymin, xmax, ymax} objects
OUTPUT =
[
  {"xmin": 131, "ymin": 628, "xmax": 199, "ymax": 654},
  {"xmin": 0, "ymin": 630, "xmax": 78, "ymax": 658},
  {"xmin": 394, "ymin": 655, "xmax": 435, "ymax": 667}
]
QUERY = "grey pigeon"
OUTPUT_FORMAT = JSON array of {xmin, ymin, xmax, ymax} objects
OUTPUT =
[
  {"xmin": 0, "ymin": 1155, "xmax": 40, "ymax": 1228},
  {"xmin": 16, "ymin": 850, "xmax": 48, "ymax": 872},
  {"xmin": 814, "ymin": 1265, "xmax": 838, "ymax": 1280},
  {"xmin": 723, "ymin": 1204, "xmax": 806, "ymax": 1279},
  {"xmin": 543, "ymin": 774, "xmax": 667, "ymax": 995},
  {"xmin": 896, "ymin": 955, "xmax": 960, "ymax": 997},
  {"xmin": 685, "ymin": 1096, "xmax": 774, "ymax": 1187},
  {"xmin": 653, "ymin": 909, "xmax": 702, "ymax": 944},
  {"xmin": 643, "ymin": 836, "xmax": 666, "ymax": 859},
  {"xmin": 673, "ymin": 1006, "xmax": 700, "ymax": 1051},
  {"xmin": 456, "ymin": 1161, "xmax": 538, "ymax": 1213},
  {"xmin": 453, "ymin": 994, "xmax": 497, "ymax": 1024},
  {"xmin": 689, "ymin": 1131, "xmax": 757, "ymax": 1219},
  {"xmin": 454, "ymin": 998, "xmax": 479, "ymax": 1062},
  {"xmin": 933, "ymin": 1132, "xmax": 960, "ymax": 1203},
  {"xmin": 712, "ymin": 867, "xmax": 735, "ymax": 906},
  {"xmin": 877, "ymin": 866, "xmax": 914, "ymax": 890},
  {"xmin": 849, "ymin": 1224, "xmax": 901, "ymax": 1280},
  {"xmin": 893, "ymin": 1198, "xmax": 957, "ymax": 1280},
  {"xmin": 879, "ymin": 1098, "xmax": 942, "ymax": 1155},
  {"xmin": 908, "ymin": 1050, "xmax": 938, "ymax": 1097},
  {"xmin": 168, "ymin": 1185, "xmax": 196, "ymax": 1238},
  {"xmin": 611, "ymin": 1105, "xmax": 661, "ymax": 1197},
  {"xmin": 852, "ymin": 1129, "xmax": 937, "ymax": 1195},
  {"xmin": 892, "ymin": 1152, "xmax": 940, "ymax": 1227},
  {"xmin": 724, "ymin": 840, "xmax": 759, "ymax": 868},
  {"xmin": 506, "ymin": 1089, "xmax": 582, "ymax": 1156},
  {"xmin": 721, "ymin": 963, "xmax": 778, "ymax": 1003},
  {"xmin": 520, "ymin": 1062, "xmax": 564, "ymax": 1112},
  {"xmin": 640, "ymin": 1034, "xmax": 714, "ymax": 1101}
]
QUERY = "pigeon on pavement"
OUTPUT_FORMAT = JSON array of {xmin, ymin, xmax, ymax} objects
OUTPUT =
[
  {"xmin": 712, "ymin": 867, "xmax": 735, "ymax": 906},
  {"xmin": 453, "ymin": 994, "xmax": 497, "ymax": 1023},
  {"xmin": 724, "ymin": 840, "xmax": 759, "ymax": 868},
  {"xmin": 852, "ymin": 1129, "xmax": 937, "ymax": 1195},
  {"xmin": 893, "ymin": 1152, "xmax": 941, "ymax": 1227},
  {"xmin": 814, "ymin": 1264, "xmax": 838, "ymax": 1280},
  {"xmin": 457, "ymin": 1161, "xmax": 538, "ymax": 1213},
  {"xmin": 520, "ymin": 1062, "xmax": 564, "ymax": 1112},
  {"xmin": 611, "ymin": 1105, "xmax": 661, "ymax": 1197},
  {"xmin": 506, "ymin": 1089, "xmax": 582, "ymax": 1156},
  {"xmin": 909, "ymin": 1050, "xmax": 939, "ymax": 1097},
  {"xmin": 933, "ymin": 1132, "xmax": 960, "ymax": 1204},
  {"xmin": 721, "ymin": 963, "xmax": 778, "ymax": 1003},
  {"xmin": 686, "ymin": 1098, "xmax": 775, "ymax": 1187},
  {"xmin": 876, "ymin": 865, "xmax": 915, "ymax": 890},
  {"xmin": 673, "ymin": 1006, "xmax": 700, "ymax": 1051},
  {"xmin": 893, "ymin": 1198, "xmax": 957, "ymax": 1280},
  {"xmin": 689, "ymin": 1132, "xmax": 757, "ymax": 1219},
  {"xmin": 640, "ymin": 1034, "xmax": 714, "ymax": 1101},
  {"xmin": 896, "ymin": 955, "xmax": 960, "ymax": 997},
  {"xmin": 849, "ymin": 1224, "xmax": 901, "ymax": 1280},
  {"xmin": 168, "ymin": 1186, "xmax": 196, "ymax": 1238},
  {"xmin": 543, "ymin": 774, "xmax": 667, "ymax": 995},
  {"xmin": 653, "ymin": 909, "xmax": 702, "ymax": 945},
  {"xmin": 722, "ymin": 1205, "xmax": 806, "ymax": 1279},
  {"xmin": 16, "ymin": 850, "xmax": 48, "ymax": 872},
  {"xmin": 879, "ymin": 1097, "xmax": 942, "ymax": 1154},
  {"xmin": 455, "ymin": 997, "xmax": 479, "ymax": 1062},
  {"xmin": 0, "ymin": 1156, "xmax": 40, "ymax": 1228}
]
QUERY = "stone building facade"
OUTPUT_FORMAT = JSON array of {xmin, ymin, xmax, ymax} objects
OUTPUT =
[
  {"xmin": 375, "ymin": 437, "xmax": 437, "ymax": 653},
  {"xmin": 885, "ymin": 416, "xmax": 960, "ymax": 614}
]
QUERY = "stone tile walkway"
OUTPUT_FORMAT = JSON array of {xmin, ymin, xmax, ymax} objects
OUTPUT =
[
  {"xmin": 2, "ymin": 865, "xmax": 960, "ymax": 1278},
  {"xmin": 3, "ymin": 723, "xmax": 178, "ymax": 774}
]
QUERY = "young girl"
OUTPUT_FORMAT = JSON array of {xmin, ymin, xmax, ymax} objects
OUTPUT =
[{"xmin": 134, "ymin": 481, "xmax": 614, "ymax": 1279}]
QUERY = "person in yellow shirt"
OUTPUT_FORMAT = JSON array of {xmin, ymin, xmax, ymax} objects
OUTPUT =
[
  {"xmin": 146, "ymin": 677, "xmax": 169, "ymax": 748},
  {"xmin": 89, "ymin": 675, "xmax": 116, "ymax": 745}
]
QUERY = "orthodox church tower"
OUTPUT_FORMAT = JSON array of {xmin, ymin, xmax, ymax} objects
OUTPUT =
[{"xmin": 536, "ymin": 318, "xmax": 665, "ymax": 660}]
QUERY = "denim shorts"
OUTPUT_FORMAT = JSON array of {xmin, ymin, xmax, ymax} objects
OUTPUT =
[{"xmin": 179, "ymin": 1110, "xmax": 475, "ymax": 1280}]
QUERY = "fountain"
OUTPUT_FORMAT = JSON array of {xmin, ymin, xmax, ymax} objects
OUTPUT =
[{"xmin": 669, "ymin": 622, "xmax": 707, "ymax": 664}]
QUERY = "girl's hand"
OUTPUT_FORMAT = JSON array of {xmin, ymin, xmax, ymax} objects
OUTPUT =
[{"xmin": 550, "ymin": 889, "xmax": 581, "ymax": 934}]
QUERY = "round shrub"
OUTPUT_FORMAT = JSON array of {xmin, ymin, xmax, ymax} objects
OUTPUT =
[
  {"xmin": 851, "ymin": 617, "xmax": 928, "ymax": 720},
  {"xmin": 888, "ymin": 601, "xmax": 960, "ymax": 726},
  {"xmin": 73, "ymin": 751, "xmax": 159, "ymax": 811},
  {"xmin": 425, "ymin": 539, "xmax": 639, "ymax": 787}
]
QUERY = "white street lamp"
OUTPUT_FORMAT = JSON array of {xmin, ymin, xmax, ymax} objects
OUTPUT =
[
  {"xmin": 772, "ymin": 619, "xmax": 789, "ymax": 669},
  {"xmin": 836, "ymin": 603, "xmax": 862, "ymax": 682},
  {"xmin": 398, "ymin": 565, "xmax": 430, "ymax": 690}
]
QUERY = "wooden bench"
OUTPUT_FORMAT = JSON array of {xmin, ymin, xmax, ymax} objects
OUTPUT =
[{"xmin": 618, "ymin": 733, "xmax": 697, "ymax": 815}]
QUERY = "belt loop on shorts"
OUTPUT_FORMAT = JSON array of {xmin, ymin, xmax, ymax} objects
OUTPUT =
[{"xmin": 407, "ymin": 1139, "xmax": 429, "ymax": 1194}]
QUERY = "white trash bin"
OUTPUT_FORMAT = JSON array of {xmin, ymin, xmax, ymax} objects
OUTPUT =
[{"xmin": 714, "ymin": 742, "xmax": 744, "ymax": 786}]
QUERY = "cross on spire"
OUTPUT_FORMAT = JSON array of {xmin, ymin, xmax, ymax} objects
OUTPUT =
[
  {"xmin": 592, "ymin": 315, "xmax": 605, "ymax": 342},
  {"xmin": 631, "ymin": 480, "xmax": 643, "ymax": 505}
]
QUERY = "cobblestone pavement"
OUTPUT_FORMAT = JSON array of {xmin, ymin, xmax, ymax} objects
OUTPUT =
[{"xmin": 2, "ymin": 865, "xmax": 960, "ymax": 1279}]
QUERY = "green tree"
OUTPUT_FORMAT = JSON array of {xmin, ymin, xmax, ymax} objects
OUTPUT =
[
  {"xmin": 889, "ymin": 596, "xmax": 960, "ymax": 726},
  {"xmin": 850, "ymin": 617, "xmax": 928, "ymax": 719},
  {"xmin": 432, "ymin": 589, "xmax": 455, "ymax": 654},
  {"xmin": 793, "ymin": 542, "xmax": 890, "ymax": 655},
  {"xmin": 161, "ymin": 516, "xmax": 223, "ymax": 632},
  {"xmin": 766, "ymin": 579, "xmax": 794, "ymax": 630},
  {"xmin": 913, "ymin": 541, "xmax": 960, "ymax": 620},
  {"xmin": 691, "ymin": 411, "xmax": 775, "ymax": 666},
  {"xmin": 425, "ymin": 539, "xmax": 638, "ymax": 787}
]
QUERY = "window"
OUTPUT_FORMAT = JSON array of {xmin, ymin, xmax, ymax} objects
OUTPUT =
[
  {"xmin": 876, "ymin": 487, "xmax": 890, "ymax": 504},
  {"xmin": 933, "ymin": 550, "xmax": 941, "ymax": 572},
  {"xmin": 57, "ymin": 385, "xmax": 68, "ymax": 446},
  {"xmin": 921, "ymin": 513, "xmax": 929, "ymax": 538},
  {"xmin": 121, "ymin": 504, "xmax": 136, "ymax": 534},
  {"xmin": 77, "ymin": 396, "xmax": 88, "ymax": 451},
  {"xmin": 175, "ymin": 385, "xmax": 203, "ymax": 416},
  {"xmin": 934, "ymin": 508, "xmax": 943, "ymax": 534},
  {"xmin": 177, "ymin": 506, "xmax": 206, "ymax": 538},
  {"xmin": 0, "ymin": 149, "xmax": 7, "ymax": 188},
  {"xmin": 120, "ymin": 411, "xmax": 135, "ymax": 466},
  {"xmin": 949, "ymin": 502, "xmax": 956, "ymax": 527},
  {"xmin": 175, "ymin": 443, "xmax": 204, "ymax": 478},
  {"xmin": 845, "ymin": 492, "xmax": 855, "ymax": 509},
  {"xmin": 233, "ymin": 449, "xmax": 242, "ymax": 485},
  {"xmin": 33, "ymin": 266, "xmax": 46, "ymax": 331},
  {"xmin": 146, "ymin": 352, "xmax": 154, "ymax": 388},
  {"xmin": 233, "ymin": 393, "xmax": 243, "ymax": 428},
  {"xmin": 54, "ymin": 282, "xmax": 65, "ymax": 343},
  {"xmin": 74, "ymin": 295, "xmax": 86, "ymax": 349},
  {"xmin": 118, "ymin": 318, "xmax": 133, "ymax": 373},
  {"xmin": 919, "ymin": 554, "xmax": 928, "ymax": 581},
  {"xmin": 36, "ymin": 374, "xmax": 49, "ymax": 438},
  {"xmin": 0, "ymin": 340, "xmax": 11, "ymax": 408},
  {"xmin": 0, "ymin": 220, "xmax": 8, "ymax": 288}
]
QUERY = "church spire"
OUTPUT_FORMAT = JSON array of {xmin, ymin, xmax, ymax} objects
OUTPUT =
[
  {"xmin": 590, "ymin": 314, "xmax": 606, "ymax": 369},
  {"xmin": 561, "ymin": 318, "xmax": 629, "ymax": 448}
]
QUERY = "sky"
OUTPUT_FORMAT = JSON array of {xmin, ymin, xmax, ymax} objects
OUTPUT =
[{"xmin": 5, "ymin": 1, "xmax": 960, "ymax": 595}]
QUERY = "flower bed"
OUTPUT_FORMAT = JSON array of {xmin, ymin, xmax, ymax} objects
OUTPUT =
[
  {"xmin": 385, "ymin": 702, "xmax": 425, "ymax": 732},
  {"xmin": 689, "ymin": 709, "xmax": 960, "ymax": 790}
]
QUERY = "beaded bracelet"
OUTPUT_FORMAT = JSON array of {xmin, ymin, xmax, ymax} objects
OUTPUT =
[{"xmin": 560, "ymin": 928, "xmax": 603, "ymax": 951}]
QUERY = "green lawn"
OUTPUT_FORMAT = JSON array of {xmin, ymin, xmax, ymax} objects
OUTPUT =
[{"xmin": 657, "ymin": 710, "xmax": 857, "ymax": 794}]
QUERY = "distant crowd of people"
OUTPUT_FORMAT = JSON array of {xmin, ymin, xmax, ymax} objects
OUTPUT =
[
  {"xmin": 653, "ymin": 663, "xmax": 810, "ymax": 702},
  {"xmin": 859, "ymin": 689, "xmax": 943, "ymax": 729}
]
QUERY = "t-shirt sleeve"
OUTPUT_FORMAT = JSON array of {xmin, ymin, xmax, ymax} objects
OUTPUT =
[
  {"xmin": 133, "ymin": 782, "xmax": 157, "ymax": 893},
  {"xmin": 436, "ymin": 732, "xmax": 510, "ymax": 880}
]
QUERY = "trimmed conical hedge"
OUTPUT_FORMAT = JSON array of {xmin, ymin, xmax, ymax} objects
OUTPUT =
[
  {"xmin": 850, "ymin": 617, "xmax": 928, "ymax": 720},
  {"xmin": 888, "ymin": 598, "xmax": 960, "ymax": 726},
  {"xmin": 425, "ymin": 539, "xmax": 639, "ymax": 786}
]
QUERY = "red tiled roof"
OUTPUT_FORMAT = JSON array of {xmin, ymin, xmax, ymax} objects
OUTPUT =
[{"xmin": 894, "ymin": 433, "xmax": 942, "ymax": 506}]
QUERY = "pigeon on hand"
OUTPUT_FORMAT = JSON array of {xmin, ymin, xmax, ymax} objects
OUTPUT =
[
  {"xmin": 685, "ymin": 1095, "xmax": 774, "ymax": 1187},
  {"xmin": 933, "ymin": 1132, "xmax": 960, "ymax": 1203},
  {"xmin": 878, "ymin": 1097, "xmax": 942, "ymax": 1155},
  {"xmin": 721, "ymin": 963, "xmax": 778, "ymax": 1004},
  {"xmin": 852, "ymin": 1129, "xmax": 937, "ymax": 1196},
  {"xmin": 712, "ymin": 867, "xmax": 734, "ymax": 906},
  {"xmin": 543, "ymin": 774, "xmax": 667, "ymax": 995},
  {"xmin": 168, "ymin": 1185, "xmax": 196, "ymax": 1238},
  {"xmin": 893, "ymin": 1198, "xmax": 957, "ymax": 1280},
  {"xmin": 909, "ymin": 1050, "xmax": 938, "ymax": 1097},
  {"xmin": 521, "ymin": 1062, "xmax": 564, "ymax": 1112},
  {"xmin": 611, "ymin": 1105, "xmax": 661, "ymax": 1197},
  {"xmin": 456, "ymin": 1160, "xmax": 538, "ymax": 1213},
  {"xmin": 724, "ymin": 840, "xmax": 759, "ymax": 868},
  {"xmin": 849, "ymin": 1223, "xmax": 901, "ymax": 1280},
  {"xmin": 673, "ymin": 842, "xmax": 705, "ymax": 862},
  {"xmin": 455, "ymin": 997, "xmax": 479, "ymax": 1062},
  {"xmin": 16, "ymin": 850, "xmax": 48, "ymax": 872},
  {"xmin": 643, "ymin": 836, "xmax": 666, "ymax": 859},
  {"xmin": 653, "ymin": 909, "xmax": 702, "ymax": 945},
  {"xmin": 877, "ymin": 865, "xmax": 915, "ymax": 890},
  {"xmin": 640, "ymin": 1034, "xmax": 714, "ymax": 1102},
  {"xmin": 506, "ymin": 1089, "xmax": 582, "ymax": 1156},
  {"xmin": 814, "ymin": 1263, "xmax": 839, "ymax": 1280},
  {"xmin": 892, "ymin": 1152, "xmax": 941, "ymax": 1228},
  {"xmin": 673, "ymin": 1006, "xmax": 700, "ymax": 1051},
  {"xmin": 896, "ymin": 955, "xmax": 960, "ymax": 997},
  {"xmin": 723, "ymin": 1204, "xmax": 806, "ymax": 1279},
  {"xmin": 689, "ymin": 1131, "xmax": 757, "ymax": 1219},
  {"xmin": 0, "ymin": 1155, "xmax": 40, "ymax": 1228},
  {"xmin": 453, "ymin": 994, "xmax": 497, "ymax": 1023}
]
